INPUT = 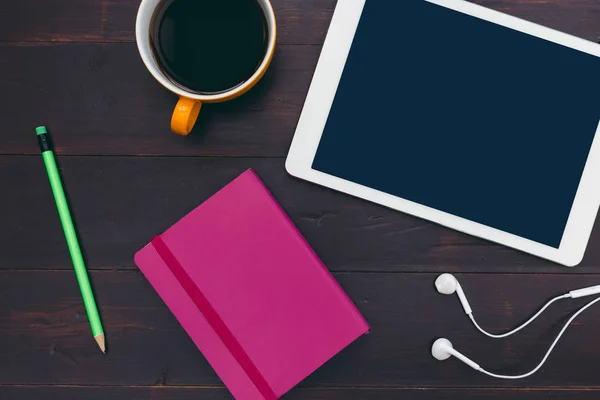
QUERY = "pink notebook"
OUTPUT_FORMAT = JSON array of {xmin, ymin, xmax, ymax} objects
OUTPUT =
[{"xmin": 134, "ymin": 169, "xmax": 369, "ymax": 400}]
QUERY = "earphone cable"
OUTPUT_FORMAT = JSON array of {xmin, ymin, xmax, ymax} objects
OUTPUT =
[
  {"xmin": 476, "ymin": 295, "xmax": 600, "ymax": 379},
  {"xmin": 468, "ymin": 294, "xmax": 571, "ymax": 339}
]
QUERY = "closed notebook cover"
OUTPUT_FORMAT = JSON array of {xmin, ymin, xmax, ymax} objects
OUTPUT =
[{"xmin": 134, "ymin": 169, "xmax": 369, "ymax": 400}]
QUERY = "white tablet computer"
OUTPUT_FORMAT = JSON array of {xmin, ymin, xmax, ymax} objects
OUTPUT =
[{"xmin": 286, "ymin": 0, "xmax": 600, "ymax": 267}]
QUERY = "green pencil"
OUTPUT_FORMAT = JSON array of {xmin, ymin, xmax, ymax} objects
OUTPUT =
[{"xmin": 36, "ymin": 126, "xmax": 105, "ymax": 353}]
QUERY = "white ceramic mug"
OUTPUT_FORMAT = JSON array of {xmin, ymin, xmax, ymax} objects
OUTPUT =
[{"xmin": 136, "ymin": 0, "xmax": 277, "ymax": 135}]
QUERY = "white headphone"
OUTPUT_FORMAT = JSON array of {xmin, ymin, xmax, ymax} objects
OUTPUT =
[{"xmin": 431, "ymin": 273, "xmax": 600, "ymax": 379}]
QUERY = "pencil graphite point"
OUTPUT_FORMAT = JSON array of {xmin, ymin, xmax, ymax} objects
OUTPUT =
[{"xmin": 95, "ymin": 334, "xmax": 106, "ymax": 354}]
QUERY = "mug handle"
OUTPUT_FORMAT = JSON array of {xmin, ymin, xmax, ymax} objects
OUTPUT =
[{"xmin": 171, "ymin": 97, "xmax": 202, "ymax": 136}]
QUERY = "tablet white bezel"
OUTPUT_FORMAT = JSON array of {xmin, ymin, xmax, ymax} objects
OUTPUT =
[{"xmin": 286, "ymin": 0, "xmax": 600, "ymax": 267}]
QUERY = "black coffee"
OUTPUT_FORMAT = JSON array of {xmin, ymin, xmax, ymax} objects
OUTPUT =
[{"xmin": 150, "ymin": 0, "xmax": 268, "ymax": 94}]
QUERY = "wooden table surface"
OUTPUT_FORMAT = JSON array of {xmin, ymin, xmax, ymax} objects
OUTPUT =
[{"xmin": 2, "ymin": 1, "xmax": 600, "ymax": 399}]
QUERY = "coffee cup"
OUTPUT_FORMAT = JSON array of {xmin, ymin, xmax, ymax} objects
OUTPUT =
[{"xmin": 136, "ymin": 0, "xmax": 277, "ymax": 135}]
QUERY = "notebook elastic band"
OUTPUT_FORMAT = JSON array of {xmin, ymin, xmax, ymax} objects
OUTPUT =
[{"xmin": 151, "ymin": 236, "xmax": 277, "ymax": 400}]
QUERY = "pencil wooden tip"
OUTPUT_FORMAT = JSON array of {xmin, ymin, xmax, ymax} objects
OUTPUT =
[{"xmin": 95, "ymin": 334, "xmax": 106, "ymax": 354}]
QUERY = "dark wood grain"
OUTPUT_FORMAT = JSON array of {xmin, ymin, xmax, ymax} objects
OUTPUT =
[
  {"xmin": 2, "ymin": 386, "xmax": 599, "ymax": 400},
  {"xmin": 0, "ymin": 43, "xmax": 316, "ymax": 157},
  {"xmin": 2, "ymin": 156, "xmax": 598, "ymax": 273},
  {"xmin": 0, "ymin": 0, "xmax": 336, "ymax": 45},
  {"xmin": 2, "ymin": 271, "xmax": 600, "ymax": 387},
  {"xmin": 1, "ymin": 0, "xmax": 599, "ymax": 44}
]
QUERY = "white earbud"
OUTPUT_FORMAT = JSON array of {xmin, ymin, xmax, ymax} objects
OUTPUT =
[
  {"xmin": 431, "ymin": 338, "xmax": 480, "ymax": 371},
  {"xmin": 434, "ymin": 273, "xmax": 457, "ymax": 295},
  {"xmin": 435, "ymin": 273, "xmax": 472, "ymax": 315}
]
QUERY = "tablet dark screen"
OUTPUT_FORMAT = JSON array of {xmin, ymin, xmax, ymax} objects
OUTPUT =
[{"xmin": 312, "ymin": 1, "xmax": 600, "ymax": 248}]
